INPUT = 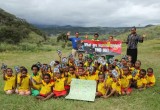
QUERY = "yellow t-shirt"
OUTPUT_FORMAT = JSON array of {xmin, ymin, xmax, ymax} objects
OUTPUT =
[
  {"xmin": 146, "ymin": 74, "xmax": 156, "ymax": 86},
  {"xmin": 105, "ymin": 76, "xmax": 113, "ymax": 87},
  {"xmin": 120, "ymin": 74, "xmax": 132, "ymax": 88},
  {"xmin": 40, "ymin": 80, "xmax": 54, "ymax": 95},
  {"xmin": 133, "ymin": 69, "xmax": 140, "ymax": 80},
  {"xmin": 79, "ymin": 75, "xmax": 87, "ymax": 80},
  {"xmin": 137, "ymin": 78, "xmax": 147, "ymax": 88},
  {"xmin": 111, "ymin": 80, "xmax": 121, "ymax": 94},
  {"xmin": 66, "ymin": 72, "xmax": 76, "ymax": 85},
  {"xmin": 84, "ymin": 61, "xmax": 94, "ymax": 67},
  {"xmin": 54, "ymin": 78, "xmax": 66, "ymax": 91},
  {"xmin": 31, "ymin": 73, "xmax": 42, "ymax": 90},
  {"xmin": 87, "ymin": 72, "xmax": 98, "ymax": 81},
  {"xmin": 97, "ymin": 82, "xmax": 106, "ymax": 95},
  {"xmin": 4, "ymin": 75, "xmax": 16, "ymax": 91},
  {"xmin": 18, "ymin": 75, "xmax": 30, "ymax": 91},
  {"xmin": 129, "ymin": 67, "xmax": 135, "ymax": 72}
]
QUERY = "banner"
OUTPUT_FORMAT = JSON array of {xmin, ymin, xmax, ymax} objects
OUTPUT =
[
  {"xmin": 65, "ymin": 79, "xmax": 96, "ymax": 102},
  {"xmin": 79, "ymin": 40, "xmax": 122, "ymax": 55}
]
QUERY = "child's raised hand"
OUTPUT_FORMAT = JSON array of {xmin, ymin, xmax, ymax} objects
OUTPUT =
[{"xmin": 2, "ymin": 69, "xmax": 6, "ymax": 74}]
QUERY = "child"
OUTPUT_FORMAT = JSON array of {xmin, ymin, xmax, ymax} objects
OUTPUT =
[
  {"xmin": 121, "ymin": 58, "xmax": 127, "ymax": 67},
  {"xmin": 136, "ymin": 69, "xmax": 147, "ymax": 90},
  {"xmin": 53, "ymin": 71, "xmax": 68, "ymax": 98},
  {"xmin": 103, "ymin": 76, "xmax": 121, "ymax": 99},
  {"xmin": 17, "ymin": 68, "xmax": 31, "ymax": 95},
  {"xmin": 127, "ymin": 55, "xmax": 132, "ymax": 63},
  {"xmin": 30, "ymin": 64, "xmax": 42, "ymax": 96},
  {"xmin": 127, "ymin": 62, "xmax": 135, "ymax": 72},
  {"xmin": 64, "ymin": 66, "xmax": 76, "ymax": 92},
  {"xmin": 96, "ymin": 74, "xmax": 106, "ymax": 97},
  {"xmin": 78, "ymin": 53, "xmax": 84, "ymax": 63},
  {"xmin": 3, "ymin": 68, "xmax": 16, "ymax": 94},
  {"xmin": 120, "ymin": 66, "xmax": 132, "ymax": 95},
  {"xmin": 68, "ymin": 57, "xmax": 75, "ymax": 66},
  {"xmin": 132, "ymin": 60, "xmax": 142, "ymax": 87},
  {"xmin": 84, "ymin": 57, "xmax": 94, "ymax": 67},
  {"xmin": 87, "ymin": 66, "xmax": 99, "ymax": 81},
  {"xmin": 36, "ymin": 74, "xmax": 54, "ymax": 100},
  {"xmin": 105, "ymin": 69, "xmax": 113, "ymax": 96},
  {"xmin": 146, "ymin": 68, "xmax": 156, "ymax": 87},
  {"xmin": 76, "ymin": 67, "xmax": 87, "ymax": 80}
]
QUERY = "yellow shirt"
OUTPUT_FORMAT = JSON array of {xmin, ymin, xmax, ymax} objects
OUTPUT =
[
  {"xmin": 105, "ymin": 76, "xmax": 113, "ymax": 87},
  {"xmin": 40, "ymin": 80, "xmax": 54, "ymax": 95},
  {"xmin": 133, "ymin": 69, "xmax": 140, "ymax": 80},
  {"xmin": 111, "ymin": 80, "xmax": 121, "ymax": 94},
  {"xmin": 146, "ymin": 74, "xmax": 156, "ymax": 86},
  {"xmin": 4, "ymin": 75, "xmax": 16, "ymax": 91},
  {"xmin": 137, "ymin": 78, "xmax": 147, "ymax": 88},
  {"xmin": 67, "ymin": 72, "xmax": 76, "ymax": 85},
  {"xmin": 31, "ymin": 73, "xmax": 42, "ymax": 90},
  {"xmin": 54, "ymin": 78, "xmax": 66, "ymax": 91},
  {"xmin": 18, "ymin": 75, "xmax": 30, "ymax": 91},
  {"xmin": 79, "ymin": 75, "xmax": 87, "ymax": 80},
  {"xmin": 84, "ymin": 61, "xmax": 94, "ymax": 67},
  {"xmin": 87, "ymin": 73, "xmax": 98, "ymax": 81},
  {"xmin": 97, "ymin": 82, "xmax": 106, "ymax": 95},
  {"xmin": 120, "ymin": 74, "xmax": 132, "ymax": 88}
]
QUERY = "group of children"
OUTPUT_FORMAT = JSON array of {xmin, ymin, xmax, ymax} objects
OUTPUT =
[{"xmin": 2, "ymin": 52, "xmax": 156, "ymax": 100}]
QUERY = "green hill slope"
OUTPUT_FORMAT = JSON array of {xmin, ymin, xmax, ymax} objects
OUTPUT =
[
  {"xmin": 0, "ymin": 8, "xmax": 46, "ymax": 44},
  {"xmin": 117, "ymin": 25, "xmax": 160, "ymax": 41}
]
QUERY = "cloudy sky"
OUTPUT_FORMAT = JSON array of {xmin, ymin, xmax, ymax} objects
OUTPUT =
[{"xmin": 0, "ymin": 0, "xmax": 160, "ymax": 27}]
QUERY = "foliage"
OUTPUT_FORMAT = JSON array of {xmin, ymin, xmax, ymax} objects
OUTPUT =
[{"xmin": 0, "ymin": 8, "xmax": 46, "ymax": 44}]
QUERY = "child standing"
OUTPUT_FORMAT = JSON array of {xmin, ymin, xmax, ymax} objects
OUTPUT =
[{"xmin": 146, "ymin": 68, "xmax": 156, "ymax": 87}]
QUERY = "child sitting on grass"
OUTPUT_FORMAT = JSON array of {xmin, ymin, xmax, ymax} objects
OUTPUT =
[
  {"xmin": 53, "ymin": 71, "xmax": 68, "ymax": 98},
  {"xmin": 103, "ymin": 76, "xmax": 121, "ymax": 99},
  {"xmin": 16, "ymin": 68, "xmax": 31, "ymax": 96},
  {"xmin": 30, "ymin": 64, "xmax": 42, "ymax": 96},
  {"xmin": 36, "ymin": 73, "xmax": 54, "ymax": 100},
  {"xmin": 96, "ymin": 73, "xmax": 106, "ymax": 97},
  {"xmin": 2, "ymin": 68, "xmax": 16, "ymax": 94},
  {"xmin": 120, "ymin": 66, "xmax": 132, "ymax": 95},
  {"xmin": 136, "ymin": 69, "xmax": 147, "ymax": 90}
]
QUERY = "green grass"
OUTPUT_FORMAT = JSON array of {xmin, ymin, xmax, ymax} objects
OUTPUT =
[{"xmin": 0, "ymin": 39, "xmax": 160, "ymax": 110}]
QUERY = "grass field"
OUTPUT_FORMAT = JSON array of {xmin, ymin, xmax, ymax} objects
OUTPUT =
[{"xmin": 0, "ymin": 39, "xmax": 160, "ymax": 110}]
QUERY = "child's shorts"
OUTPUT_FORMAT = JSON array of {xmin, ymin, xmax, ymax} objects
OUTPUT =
[
  {"xmin": 53, "ymin": 90, "xmax": 67, "ymax": 97},
  {"xmin": 31, "ymin": 89, "xmax": 40, "ymax": 96}
]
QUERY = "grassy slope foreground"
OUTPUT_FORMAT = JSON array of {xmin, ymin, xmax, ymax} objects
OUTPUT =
[{"xmin": 0, "ymin": 39, "xmax": 160, "ymax": 110}]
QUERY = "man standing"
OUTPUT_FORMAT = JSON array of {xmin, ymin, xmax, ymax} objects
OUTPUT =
[
  {"xmin": 126, "ymin": 27, "xmax": 145, "ymax": 64},
  {"xmin": 67, "ymin": 32, "xmax": 81, "ymax": 58}
]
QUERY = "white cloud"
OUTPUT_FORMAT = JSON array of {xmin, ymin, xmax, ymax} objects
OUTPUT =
[{"xmin": 0, "ymin": 0, "xmax": 160, "ymax": 26}]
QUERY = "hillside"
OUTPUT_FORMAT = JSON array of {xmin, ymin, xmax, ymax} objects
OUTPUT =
[
  {"xmin": 34, "ymin": 24, "xmax": 138, "ymax": 36},
  {"xmin": 0, "ymin": 8, "xmax": 46, "ymax": 44},
  {"xmin": 117, "ymin": 25, "xmax": 160, "ymax": 41}
]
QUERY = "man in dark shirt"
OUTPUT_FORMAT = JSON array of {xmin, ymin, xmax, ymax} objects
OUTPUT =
[{"xmin": 126, "ymin": 27, "xmax": 144, "ymax": 64}]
